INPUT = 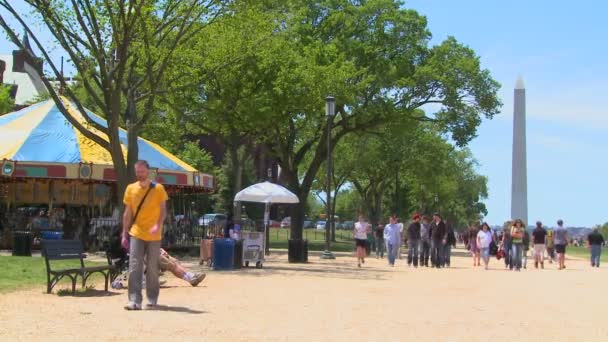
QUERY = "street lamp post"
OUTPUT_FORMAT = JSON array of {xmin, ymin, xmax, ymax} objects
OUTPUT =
[
  {"xmin": 321, "ymin": 96, "xmax": 336, "ymax": 259},
  {"xmin": 265, "ymin": 167, "xmax": 272, "ymax": 255}
]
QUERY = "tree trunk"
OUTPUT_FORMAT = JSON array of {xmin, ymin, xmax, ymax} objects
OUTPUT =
[
  {"xmin": 368, "ymin": 188, "xmax": 385, "ymax": 227},
  {"xmin": 290, "ymin": 198, "xmax": 306, "ymax": 240}
]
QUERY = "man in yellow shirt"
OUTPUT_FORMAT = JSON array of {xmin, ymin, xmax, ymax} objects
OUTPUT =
[{"xmin": 121, "ymin": 160, "xmax": 168, "ymax": 310}]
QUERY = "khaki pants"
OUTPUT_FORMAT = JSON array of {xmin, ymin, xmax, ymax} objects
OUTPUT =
[
  {"xmin": 128, "ymin": 237, "xmax": 160, "ymax": 305},
  {"xmin": 533, "ymin": 244, "xmax": 545, "ymax": 259}
]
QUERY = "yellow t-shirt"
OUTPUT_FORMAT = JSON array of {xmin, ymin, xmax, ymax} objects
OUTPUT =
[{"xmin": 123, "ymin": 182, "xmax": 168, "ymax": 241}]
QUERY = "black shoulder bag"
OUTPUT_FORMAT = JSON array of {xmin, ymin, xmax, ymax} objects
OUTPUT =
[{"xmin": 131, "ymin": 183, "xmax": 156, "ymax": 225}]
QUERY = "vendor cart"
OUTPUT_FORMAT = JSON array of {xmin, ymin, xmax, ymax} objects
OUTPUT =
[
  {"xmin": 233, "ymin": 181, "xmax": 300, "ymax": 269},
  {"xmin": 241, "ymin": 231, "xmax": 265, "ymax": 268}
]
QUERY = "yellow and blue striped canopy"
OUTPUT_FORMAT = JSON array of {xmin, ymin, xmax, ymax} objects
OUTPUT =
[{"xmin": 0, "ymin": 99, "xmax": 213, "ymax": 190}]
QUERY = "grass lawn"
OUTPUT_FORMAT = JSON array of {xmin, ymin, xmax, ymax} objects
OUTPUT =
[
  {"xmin": 0, "ymin": 256, "xmax": 106, "ymax": 293},
  {"xmin": 268, "ymin": 228, "xmax": 357, "ymax": 252},
  {"xmin": 567, "ymin": 246, "xmax": 608, "ymax": 262}
]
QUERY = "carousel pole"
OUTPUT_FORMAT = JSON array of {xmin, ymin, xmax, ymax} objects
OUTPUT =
[{"xmin": 49, "ymin": 180, "xmax": 54, "ymax": 211}]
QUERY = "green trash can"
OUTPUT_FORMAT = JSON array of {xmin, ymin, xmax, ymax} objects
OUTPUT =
[{"xmin": 12, "ymin": 231, "xmax": 33, "ymax": 256}]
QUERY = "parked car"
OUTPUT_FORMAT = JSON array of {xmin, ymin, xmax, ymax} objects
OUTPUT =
[
  {"xmin": 280, "ymin": 217, "xmax": 291, "ymax": 228},
  {"xmin": 316, "ymin": 221, "xmax": 327, "ymax": 230},
  {"xmin": 269, "ymin": 220, "xmax": 281, "ymax": 228},
  {"xmin": 303, "ymin": 220, "xmax": 315, "ymax": 229},
  {"xmin": 199, "ymin": 213, "xmax": 227, "ymax": 228},
  {"xmin": 342, "ymin": 221, "xmax": 355, "ymax": 230}
]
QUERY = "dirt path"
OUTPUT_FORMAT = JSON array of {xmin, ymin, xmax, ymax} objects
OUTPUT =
[{"xmin": 1, "ymin": 248, "xmax": 606, "ymax": 341}]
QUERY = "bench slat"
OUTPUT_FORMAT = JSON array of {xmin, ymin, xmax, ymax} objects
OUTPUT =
[{"xmin": 42, "ymin": 240, "xmax": 84, "ymax": 260}]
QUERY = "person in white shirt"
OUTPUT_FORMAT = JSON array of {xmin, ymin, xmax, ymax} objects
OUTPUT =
[
  {"xmin": 397, "ymin": 218, "xmax": 404, "ymax": 259},
  {"xmin": 384, "ymin": 216, "xmax": 401, "ymax": 266},
  {"xmin": 353, "ymin": 215, "xmax": 371, "ymax": 267},
  {"xmin": 476, "ymin": 222, "xmax": 493, "ymax": 270}
]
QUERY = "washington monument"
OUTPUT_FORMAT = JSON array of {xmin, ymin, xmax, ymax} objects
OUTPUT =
[{"xmin": 511, "ymin": 76, "xmax": 528, "ymax": 225}]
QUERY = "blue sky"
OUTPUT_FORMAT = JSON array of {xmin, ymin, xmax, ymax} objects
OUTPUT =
[
  {"xmin": 1, "ymin": 1, "xmax": 606, "ymax": 226},
  {"xmin": 407, "ymin": 0, "xmax": 608, "ymax": 227}
]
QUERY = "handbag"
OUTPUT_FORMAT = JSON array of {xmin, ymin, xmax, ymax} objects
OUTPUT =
[
  {"xmin": 489, "ymin": 241, "xmax": 498, "ymax": 255},
  {"xmin": 496, "ymin": 247, "xmax": 505, "ymax": 260}
]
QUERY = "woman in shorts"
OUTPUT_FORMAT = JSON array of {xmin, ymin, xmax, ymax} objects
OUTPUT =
[
  {"xmin": 476, "ymin": 222, "xmax": 493, "ymax": 270},
  {"xmin": 353, "ymin": 215, "xmax": 371, "ymax": 267},
  {"xmin": 467, "ymin": 223, "xmax": 480, "ymax": 266}
]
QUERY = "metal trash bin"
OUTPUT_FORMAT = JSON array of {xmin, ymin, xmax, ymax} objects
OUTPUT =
[
  {"xmin": 213, "ymin": 238, "xmax": 235, "ymax": 270},
  {"xmin": 12, "ymin": 231, "xmax": 33, "ymax": 256}
]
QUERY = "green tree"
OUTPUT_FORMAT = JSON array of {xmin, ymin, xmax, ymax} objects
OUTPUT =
[
  {"xmin": 0, "ymin": 0, "xmax": 224, "ymax": 202},
  {"xmin": 236, "ymin": 0, "xmax": 501, "ymax": 239},
  {"xmin": 137, "ymin": 0, "xmax": 500, "ymax": 240},
  {"xmin": 334, "ymin": 189, "xmax": 363, "ymax": 223},
  {"xmin": 311, "ymin": 137, "xmax": 357, "ymax": 240},
  {"xmin": 212, "ymin": 146, "xmax": 256, "ymax": 215},
  {"xmin": 177, "ymin": 141, "xmax": 216, "ymax": 175},
  {"xmin": 0, "ymin": 85, "xmax": 14, "ymax": 114},
  {"xmin": 152, "ymin": 1, "xmax": 277, "ymax": 221}
]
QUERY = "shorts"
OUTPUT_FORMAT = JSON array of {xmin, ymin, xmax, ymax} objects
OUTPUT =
[
  {"xmin": 555, "ymin": 244, "xmax": 566, "ymax": 254},
  {"xmin": 355, "ymin": 239, "xmax": 367, "ymax": 248},
  {"xmin": 159, "ymin": 251, "xmax": 178, "ymax": 272},
  {"xmin": 533, "ymin": 244, "xmax": 545, "ymax": 258}
]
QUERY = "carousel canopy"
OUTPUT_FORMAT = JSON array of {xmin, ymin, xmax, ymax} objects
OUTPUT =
[{"xmin": 0, "ymin": 99, "xmax": 214, "ymax": 190}]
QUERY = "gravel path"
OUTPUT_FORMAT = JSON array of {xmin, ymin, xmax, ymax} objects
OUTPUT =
[{"xmin": 1, "ymin": 248, "xmax": 606, "ymax": 341}]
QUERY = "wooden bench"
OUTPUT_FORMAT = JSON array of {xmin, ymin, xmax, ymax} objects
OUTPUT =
[{"xmin": 42, "ymin": 240, "xmax": 115, "ymax": 294}]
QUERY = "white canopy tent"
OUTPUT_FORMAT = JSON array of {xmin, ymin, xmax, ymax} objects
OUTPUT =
[{"xmin": 234, "ymin": 181, "xmax": 299, "ymax": 256}]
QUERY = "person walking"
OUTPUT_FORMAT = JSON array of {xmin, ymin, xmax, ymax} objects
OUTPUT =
[
  {"xmin": 467, "ymin": 223, "xmax": 481, "ymax": 267},
  {"xmin": 374, "ymin": 221, "xmax": 385, "ymax": 259},
  {"xmin": 509, "ymin": 219, "xmax": 525, "ymax": 271},
  {"xmin": 443, "ymin": 221, "xmax": 456, "ymax": 267},
  {"xmin": 419, "ymin": 216, "xmax": 431, "ymax": 267},
  {"xmin": 522, "ymin": 228, "xmax": 531, "ymax": 269},
  {"xmin": 546, "ymin": 228, "xmax": 555, "ymax": 264},
  {"xmin": 122, "ymin": 160, "xmax": 169, "ymax": 310},
  {"xmin": 407, "ymin": 213, "xmax": 422, "ymax": 267},
  {"xmin": 384, "ymin": 216, "xmax": 401, "ymax": 267},
  {"xmin": 532, "ymin": 221, "xmax": 547, "ymax": 269},
  {"xmin": 429, "ymin": 213, "xmax": 447, "ymax": 268},
  {"xmin": 501, "ymin": 222, "xmax": 513, "ymax": 269},
  {"xmin": 587, "ymin": 228, "xmax": 605, "ymax": 268},
  {"xmin": 554, "ymin": 219, "xmax": 569, "ymax": 270},
  {"xmin": 477, "ymin": 222, "xmax": 493, "ymax": 270},
  {"xmin": 397, "ymin": 218, "xmax": 404, "ymax": 260},
  {"xmin": 353, "ymin": 215, "xmax": 371, "ymax": 268}
]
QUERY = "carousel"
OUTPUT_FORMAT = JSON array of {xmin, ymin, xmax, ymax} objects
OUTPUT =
[{"xmin": 0, "ymin": 98, "xmax": 215, "ymax": 250}]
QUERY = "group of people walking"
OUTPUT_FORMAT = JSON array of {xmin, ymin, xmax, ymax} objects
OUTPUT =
[
  {"xmin": 354, "ymin": 213, "xmax": 456, "ymax": 268},
  {"xmin": 354, "ymin": 214, "xmax": 605, "ymax": 270},
  {"xmin": 464, "ymin": 218, "xmax": 605, "ymax": 270}
]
